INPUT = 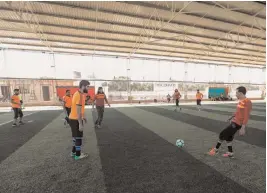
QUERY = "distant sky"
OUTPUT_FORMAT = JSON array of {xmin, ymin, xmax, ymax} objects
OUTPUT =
[{"xmin": 0, "ymin": 50, "xmax": 265, "ymax": 84}]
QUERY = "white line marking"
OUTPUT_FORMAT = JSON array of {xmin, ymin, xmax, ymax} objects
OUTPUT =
[
  {"xmin": 0, "ymin": 112, "xmax": 37, "ymax": 127},
  {"xmin": 27, "ymin": 120, "xmax": 34, "ymax": 123}
]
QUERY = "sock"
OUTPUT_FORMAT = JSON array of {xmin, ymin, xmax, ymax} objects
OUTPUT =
[
  {"xmin": 76, "ymin": 146, "xmax": 81, "ymax": 156},
  {"xmin": 13, "ymin": 119, "xmax": 17, "ymax": 124},
  {"xmin": 227, "ymin": 145, "xmax": 233, "ymax": 153},
  {"xmin": 72, "ymin": 138, "xmax": 76, "ymax": 153},
  {"xmin": 215, "ymin": 141, "xmax": 222, "ymax": 149},
  {"xmin": 226, "ymin": 141, "xmax": 233, "ymax": 153},
  {"xmin": 75, "ymin": 138, "xmax": 82, "ymax": 157}
]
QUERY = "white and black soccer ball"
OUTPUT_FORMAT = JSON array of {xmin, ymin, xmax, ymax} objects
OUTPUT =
[{"xmin": 176, "ymin": 139, "xmax": 184, "ymax": 148}]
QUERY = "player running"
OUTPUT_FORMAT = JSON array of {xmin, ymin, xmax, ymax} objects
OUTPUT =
[
  {"xmin": 167, "ymin": 94, "xmax": 171, "ymax": 103},
  {"xmin": 92, "ymin": 87, "xmax": 111, "ymax": 129},
  {"xmin": 208, "ymin": 86, "xmax": 252, "ymax": 158},
  {"xmin": 11, "ymin": 89, "xmax": 24, "ymax": 127},
  {"xmin": 62, "ymin": 90, "xmax": 72, "ymax": 126},
  {"xmin": 173, "ymin": 89, "xmax": 181, "ymax": 111},
  {"xmin": 69, "ymin": 80, "xmax": 90, "ymax": 160},
  {"xmin": 196, "ymin": 89, "xmax": 204, "ymax": 111}
]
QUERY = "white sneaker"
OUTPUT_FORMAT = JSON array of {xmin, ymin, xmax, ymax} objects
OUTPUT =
[{"xmin": 74, "ymin": 153, "xmax": 88, "ymax": 160}]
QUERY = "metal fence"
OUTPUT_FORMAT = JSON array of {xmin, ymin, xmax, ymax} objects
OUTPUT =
[{"xmin": 0, "ymin": 78, "xmax": 265, "ymax": 105}]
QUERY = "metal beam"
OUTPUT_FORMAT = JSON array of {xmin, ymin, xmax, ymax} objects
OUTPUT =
[
  {"xmin": 0, "ymin": 3, "xmax": 264, "ymax": 41},
  {"xmin": 4, "ymin": 1, "xmax": 54, "ymax": 53},
  {"xmin": 1, "ymin": 36, "xmax": 264, "ymax": 62},
  {"xmin": 0, "ymin": 75, "xmax": 264, "ymax": 85},
  {"xmin": 2, "ymin": 41, "xmax": 264, "ymax": 65},
  {"xmin": 200, "ymin": 1, "xmax": 266, "ymax": 19},
  {"xmin": 0, "ymin": 18, "xmax": 264, "ymax": 52},
  {"xmin": 129, "ymin": 1, "xmax": 193, "ymax": 57},
  {"xmin": 122, "ymin": 1, "xmax": 266, "ymax": 30},
  {"xmin": 1, "ymin": 8, "xmax": 264, "ymax": 48},
  {"xmin": 205, "ymin": 7, "xmax": 265, "ymax": 54},
  {"xmin": 3, "ymin": 47, "xmax": 264, "ymax": 69},
  {"xmin": 0, "ymin": 29, "xmax": 264, "ymax": 59}
]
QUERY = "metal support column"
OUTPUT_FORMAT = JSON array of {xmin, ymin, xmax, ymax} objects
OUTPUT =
[
  {"xmin": 0, "ymin": 48, "xmax": 6, "ymax": 76},
  {"xmin": 184, "ymin": 62, "xmax": 188, "ymax": 99},
  {"xmin": 50, "ymin": 53, "xmax": 57, "ymax": 101},
  {"xmin": 158, "ymin": 60, "xmax": 160, "ymax": 81},
  {"xmin": 126, "ymin": 58, "xmax": 131, "ymax": 103},
  {"xmin": 228, "ymin": 65, "xmax": 232, "ymax": 83}
]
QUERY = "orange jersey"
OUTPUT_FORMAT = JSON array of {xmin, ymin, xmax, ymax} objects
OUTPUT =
[
  {"xmin": 232, "ymin": 98, "xmax": 252, "ymax": 126},
  {"xmin": 173, "ymin": 92, "xmax": 181, "ymax": 100},
  {"xmin": 69, "ymin": 91, "xmax": 85, "ymax": 120},
  {"xmin": 63, "ymin": 95, "xmax": 72, "ymax": 108},
  {"xmin": 95, "ymin": 93, "xmax": 106, "ymax": 107},
  {"xmin": 196, "ymin": 93, "xmax": 203, "ymax": 100},
  {"xmin": 11, "ymin": 94, "xmax": 20, "ymax": 108}
]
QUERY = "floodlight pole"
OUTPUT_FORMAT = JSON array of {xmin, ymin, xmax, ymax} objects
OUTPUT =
[{"xmin": 127, "ymin": 68, "xmax": 131, "ymax": 103}]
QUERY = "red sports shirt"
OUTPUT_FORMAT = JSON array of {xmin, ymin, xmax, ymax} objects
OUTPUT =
[
  {"xmin": 232, "ymin": 98, "xmax": 252, "ymax": 126},
  {"xmin": 173, "ymin": 92, "xmax": 181, "ymax": 100}
]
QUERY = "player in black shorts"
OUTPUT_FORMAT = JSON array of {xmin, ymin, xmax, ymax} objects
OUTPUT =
[
  {"xmin": 11, "ymin": 89, "xmax": 24, "ymax": 126},
  {"xmin": 196, "ymin": 90, "xmax": 203, "ymax": 111}
]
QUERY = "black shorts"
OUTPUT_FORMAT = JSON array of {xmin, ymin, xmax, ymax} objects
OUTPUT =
[
  {"xmin": 13, "ymin": 108, "xmax": 23, "ymax": 119},
  {"xmin": 196, "ymin": 99, "xmax": 201, "ymax": 105},
  {"xmin": 219, "ymin": 122, "xmax": 242, "ymax": 142},
  {"xmin": 65, "ymin": 107, "xmax": 71, "ymax": 116},
  {"xmin": 69, "ymin": 119, "xmax": 83, "ymax": 138},
  {"xmin": 175, "ymin": 99, "xmax": 179, "ymax": 106}
]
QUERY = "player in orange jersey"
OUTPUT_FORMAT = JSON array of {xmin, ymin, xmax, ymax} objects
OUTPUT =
[
  {"xmin": 62, "ymin": 90, "xmax": 72, "ymax": 126},
  {"xmin": 196, "ymin": 89, "xmax": 204, "ymax": 111},
  {"xmin": 92, "ymin": 87, "xmax": 110, "ymax": 129},
  {"xmin": 69, "ymin": 80, "xmax": 90, "ymax": 160},
  {"xmin": 173, "ymin": 89, "xmax": 181, "ymax": 111},
  {"xmin": 11, "ymin": 89, "xmax": 24, "ymax": 127},
  {"xmin": 208, "ymin": 86, "xmax": 252, "ymax": 158}
]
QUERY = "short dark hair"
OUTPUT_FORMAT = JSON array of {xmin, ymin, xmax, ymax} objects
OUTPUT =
[
  {"xmin": 79, "ymin": 80, "xmax": 90, "ymax": 88},
  {"xmin": 197, "ymin": 89, "xmax": 199, "ymax": 91},
  {"xmin": 66, "ymin": 89, "xmax": 70, "ymax": 93},
  {"xmin": 14, "ymin": 89, "xmax": 19, "ymax": 92},
  {"xmin": 97, "ymin": 87, "xmax": 104, "ymax": 94},
  {"xmin": 236, "ymin": 86, "xmax": 247, "ymax": 95}
]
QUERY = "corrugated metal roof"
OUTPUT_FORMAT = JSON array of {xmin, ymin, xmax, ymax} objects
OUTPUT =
[{"xmin": 0, "ymin": 1, "xmax": 265, "ymax": 66}]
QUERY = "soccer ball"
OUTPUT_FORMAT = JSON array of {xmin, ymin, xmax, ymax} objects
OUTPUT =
[{"xmin": 176, "ymin": 139, "xmax": 184, "ymax": 148}]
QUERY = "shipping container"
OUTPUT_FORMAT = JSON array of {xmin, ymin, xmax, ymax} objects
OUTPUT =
[{"xmin": 208, "ymin": 87, "xmax": 228, "ymax": 99}]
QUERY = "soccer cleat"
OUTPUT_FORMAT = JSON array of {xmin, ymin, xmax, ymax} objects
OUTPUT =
[
  {"xmin": 222, "ymin": 152, "xmax": 234, "ymax": 158},
  {"xmin": 207, "ymin": 148, "xmax": 218, "ymax": 156},
  {"xmin": 12, "ymin": 123, "xmax": 17, "ymax": 127},
  {"xmin": 71, "ymin": 152, "xmax": 75, "ymax": 157},
  {"xmin": 97, "ymin": 125, "xmax": 101, "ymax": 129},
  {"xmin": 74, "ymin": 153, "xmax": 88, "ymax": 160},
  {"xmin": 18, "ymin": 121, "xmax": 24, "ymax": 125}
]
